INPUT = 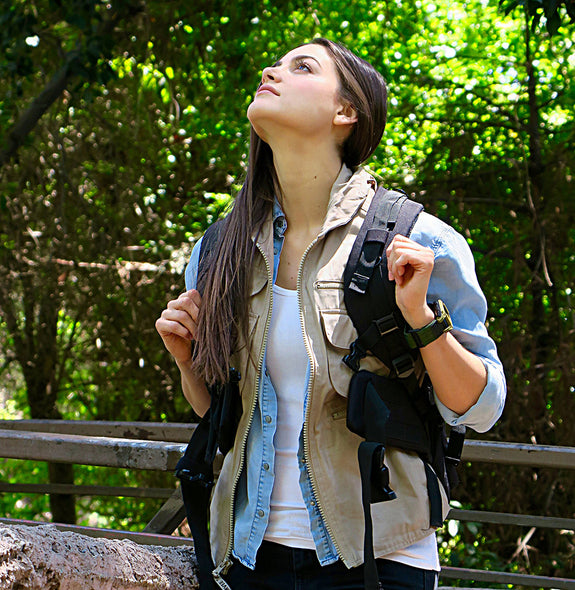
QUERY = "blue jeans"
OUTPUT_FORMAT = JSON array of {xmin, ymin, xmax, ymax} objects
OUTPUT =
[{"xmin": 225, "ymin": 541, "xmax": 438, "ymax": 589}]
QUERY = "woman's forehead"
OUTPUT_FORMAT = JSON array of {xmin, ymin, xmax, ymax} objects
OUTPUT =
[{"xmin": 277, "ymin": 44, "xmax": 332, "ymax": 67}]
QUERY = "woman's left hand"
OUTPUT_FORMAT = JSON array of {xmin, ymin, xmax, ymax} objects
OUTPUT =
[{"xmin": 386, "ymin": 234, "xmax": 435, "ymax": 329}]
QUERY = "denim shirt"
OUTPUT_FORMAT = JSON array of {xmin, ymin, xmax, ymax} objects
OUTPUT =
[{"xmin": 184, "ymin": 203, "xmax": 506, "ymax": 569}]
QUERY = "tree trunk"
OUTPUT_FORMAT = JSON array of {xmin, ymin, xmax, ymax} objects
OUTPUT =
[
  {"xmin": 47, "ymin": 463, "xmax": 77, "ymax": 524},
  {"xmin": 0, "ymin": 59, "xmax": 76, "ymax": 168},
  {"xmin": 19, "ymin": 279, "xmax": 78, "ymax": 524},
  {"xmin": 523, "ymin": 10, "xmax": 556, "ymax": 435}
]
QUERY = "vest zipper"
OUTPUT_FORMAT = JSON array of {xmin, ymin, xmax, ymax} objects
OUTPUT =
[
  {"xmin": 213, "ymin": 241, "xmax": 274, "ymax": 585},
  {"xmin": 314, "ymin": 280, "xmax": 344, "ymax": 290},
  {"xmin": 297, "ymin": 235, "xmax": 347, "ymax": 566},
  {"xmin": 292, "ymin": 193, "xmax": 373, "ymax": 565}
]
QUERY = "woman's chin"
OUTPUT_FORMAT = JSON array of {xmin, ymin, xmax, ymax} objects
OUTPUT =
[{"xmin": 247, "ymin": 113, "xmax": 271, "ymax": 143}]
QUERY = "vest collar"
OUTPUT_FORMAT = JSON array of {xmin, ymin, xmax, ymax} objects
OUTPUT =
[
  {"xmin": 322, "ymin": 164, "xmax": 376, "ymax": 234},
  {"xmin": 255, "ymin": 164, "xmax": 376, "ymax": 247}
]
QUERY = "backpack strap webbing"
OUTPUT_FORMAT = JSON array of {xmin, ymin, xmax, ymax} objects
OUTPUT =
[
  {"xmin": 343, "ymin": 186, "xmax": 424, "ymax": 383},
  {"xmin": 347, "ymin": 187, "xmax": 421, "ymax": 296},
  {"xmin": 342, "ymin": 186, "xmax": 466, "ymax": 590},
  {"xmin": 176, "ymin": 416, "xmax": 216, "ymax": 589}
]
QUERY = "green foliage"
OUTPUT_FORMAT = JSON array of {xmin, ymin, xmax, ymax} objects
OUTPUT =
[
  {"xmin": 0, "ymin": 460, "xmax": 50, "ymax": 521},
  {"xmin": 0, "ymin": 457, "xmax": 174, "ymax": 531},
  {"xmin": 439, "ymin": 504, "xmax": 511, "ymax": 588},
  {"xmin": 0, "ymin": 0, "xmax": 574, "ymax": 579},
  {"xmin": 499, "ymin": 0, "xmax": 575, "ymax": 35}
]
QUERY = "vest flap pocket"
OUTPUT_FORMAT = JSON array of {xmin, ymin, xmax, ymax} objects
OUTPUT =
[
  {"xmin": 234, "ymin": 311, "xmax": 259, "ymax": 357},
  {"xmin": 320, "ymin": 309, "xmax": 356, "ymax": 350},
  {"xmin": 320, "ymin": 309, "xmax": 356, "ymax": 396},
  {"xmin": 250, "ymin": 265, "xmax": 268, "ymax": 297}
]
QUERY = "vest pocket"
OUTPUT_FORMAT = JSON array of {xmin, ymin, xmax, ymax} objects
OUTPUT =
[
  {"xmin": 319, "ymin": 309, "xmax": 356, "ymax": 397},
  {"xmin": 234, "ymin": 311, "xmax": 259, "ymax": 353},
  {"xmin": 234, "ymin": 312, "xmax": 260, "ymax": 400}
]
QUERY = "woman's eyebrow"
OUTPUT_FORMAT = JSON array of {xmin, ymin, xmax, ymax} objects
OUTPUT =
[{"xmin": 272, "ymin": 54, "xmax": 323, "ymax": 69}]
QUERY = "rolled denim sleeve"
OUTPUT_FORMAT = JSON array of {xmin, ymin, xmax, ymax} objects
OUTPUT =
[
  {"xmin": 184, "ymin": 236, "xmax": 203, "ymax": 291},
  {"xmin": 410, "ymin": 213, "xmax": 507, "ymax": 433}
]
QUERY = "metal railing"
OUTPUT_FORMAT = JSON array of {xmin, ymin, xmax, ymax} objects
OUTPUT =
[{"xmin": 0, "ymin": 419, "xmax": 573, "ymax": 588}]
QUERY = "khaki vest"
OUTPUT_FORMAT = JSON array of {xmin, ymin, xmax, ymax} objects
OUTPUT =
[{"xmin": 210, "ymin": 167, "xmax": 448, "ymax": 571}]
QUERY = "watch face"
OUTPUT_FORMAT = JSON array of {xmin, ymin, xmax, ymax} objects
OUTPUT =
[{"xmin": 434, "ymin": 299, "xmax": 446, "ymax": 319}]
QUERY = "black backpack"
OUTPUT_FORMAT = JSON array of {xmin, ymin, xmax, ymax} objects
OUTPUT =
[
  {"xmin": 175, "ymin": 187, "xmax": 465, "ymax": 590},
  {"xmin": 341, "ymin": 185, "xmax": 465, "ymax": 589}
]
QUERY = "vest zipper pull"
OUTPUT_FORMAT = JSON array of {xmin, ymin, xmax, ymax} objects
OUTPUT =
[{"xmin": 212, "ymin": 557, "xmax": 234, "ymax": 590}]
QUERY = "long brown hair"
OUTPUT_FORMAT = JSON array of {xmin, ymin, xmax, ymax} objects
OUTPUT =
[{"xmin": 192, "ymin": 39, "xmax": 388, "ymax": 386}]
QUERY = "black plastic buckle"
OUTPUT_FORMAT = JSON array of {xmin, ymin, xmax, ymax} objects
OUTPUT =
[
  {"xmin": 175, "ymin": 469, "xmax": 214, "ymax": 489},
  {"xmin": 374, "ymin": 313, "xmax": 400, "ymax": 337},
  {"xmin": 343, "ymin": 340, "xmax": 367, "ymax": 373},
  {"xmin": 445, "ymin": 425, "xmax": 466, "ymax": 466},
  {"xmin": 350, "ymin": 272, "xmax": 370, "ymax": 294},
  {"xmin": 445, "ymin": 455, "xmax": 461, "ymax": 467},
  {"xmin": 372, "ymin": 446, "xmax": 397, "ymax": 502},
  {"xmin": 392, "ymin": 353, "xmax": 415, "ymax": 379}
]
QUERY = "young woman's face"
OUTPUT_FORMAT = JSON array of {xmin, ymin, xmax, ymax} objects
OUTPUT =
[{"xmin": 247, "ymin": 44, "xmax": 348, "ymax": 144}]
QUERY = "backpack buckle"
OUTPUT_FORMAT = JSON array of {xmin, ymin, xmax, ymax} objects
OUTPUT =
[
  {"xmin": 175, "ymin": 469, "xmax": 214, "ymax": 489},
  {"xmin": 445, "ymin": 454, "xmax": 461, "ymax": 467},
  {"xmin": 372, "ymin": 446, "xmax": 397, "ymax": 502},
  {"xmin": 374, "ymin": 313, "xmax": 400, "ymax": 336},
  {"xmin": 343, "ymin": 340, "xmax": 367, "ymax": 373},
  {"xmin": 445, "ymin": 425, "xmax": 466, "ymax": 467},
  {"xmin": 391, "ymin": 353, "xmax": 415, "ymax": 379}
]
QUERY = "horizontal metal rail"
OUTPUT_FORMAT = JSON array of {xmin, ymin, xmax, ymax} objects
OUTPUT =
[
  {"xmin": 0, "ymin": 482, "xmax": 174, "ymax": 499},
  {"xmin": 440, "ymin": 566, "xmax": 575, "ymax": 589},
  {"xmin": 1, "ymin": 420, "xmax": 573, "ymax": 469},
  {"xmin": 0, "ymin": 419, "xmax": 194, "ymax": 443},
  {"xmin": 0, "ymin": 429, "xmax": 186, "ymax": 470},
  {"xmin": 447, "ymin": 508, "xmax": 575, "ymax": 530},
  {"xmin": 462, "ymin": 439, "xmax": 575, "ymax": 470}
]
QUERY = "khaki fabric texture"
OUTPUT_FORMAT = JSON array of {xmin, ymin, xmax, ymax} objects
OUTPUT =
[{"xmin": 209, "ymin": 167, "xmax": 448, "ymax": 570}]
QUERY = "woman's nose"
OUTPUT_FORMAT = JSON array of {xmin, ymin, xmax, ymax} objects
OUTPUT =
[{"xmin": 261, "ymin": 66, "xmax": 278, "ymax": 83}]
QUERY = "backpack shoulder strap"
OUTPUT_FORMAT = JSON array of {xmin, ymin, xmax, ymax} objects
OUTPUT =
[
  {"xmin": 342, "ymin": 188, "xmax": 466, "ymax": 590},
  {"xmin": 345, "ymin": 186, "xmax": 422, "ymax": 295},
  {"xmin": 343, "ymin": 186, "xmax": 423, "ymax": 379}
]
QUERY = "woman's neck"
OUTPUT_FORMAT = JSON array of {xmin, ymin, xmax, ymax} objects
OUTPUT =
[{"xmin": 272, "ymin": 143, "xmax": 343, "ymax": 232}]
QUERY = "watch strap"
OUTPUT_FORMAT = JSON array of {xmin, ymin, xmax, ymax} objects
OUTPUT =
[{"xmin": 404, "ymin": 300, "xmax": 453, "ymax": 349}]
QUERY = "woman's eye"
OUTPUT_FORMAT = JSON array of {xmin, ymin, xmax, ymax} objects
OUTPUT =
[{"xmin": 295, "ymin": 60, "xmax": 311, "ymax": 72}]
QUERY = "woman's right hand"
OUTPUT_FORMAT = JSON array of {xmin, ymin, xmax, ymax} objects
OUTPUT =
[{"xmin": 155, "ymin": 289, "xmax": 202, "ymax": 363}]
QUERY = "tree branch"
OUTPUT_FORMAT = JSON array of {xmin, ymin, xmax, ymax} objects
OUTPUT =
[
  {"xmin": 0, "ymin": 51, "xmax": 80, "ymax": 169},
  {"xmin": 0, "ymin": 0, "xmax": 136, "ymax": 170}
]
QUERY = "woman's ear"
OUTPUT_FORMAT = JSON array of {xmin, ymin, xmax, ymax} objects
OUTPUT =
[{"xmin": 333, "ymin": 102, "xmax": 358, "ymax": 127}]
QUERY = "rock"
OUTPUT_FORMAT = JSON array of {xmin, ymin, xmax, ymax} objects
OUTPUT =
[{"xmin": 0, "ymin": 524, "xmax": 199, "ymax": 589}]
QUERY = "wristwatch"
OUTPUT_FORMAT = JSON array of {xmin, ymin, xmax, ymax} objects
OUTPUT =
[{"xmin": 404, "ymin": 299, "xmax": 453, "ymax": 349}]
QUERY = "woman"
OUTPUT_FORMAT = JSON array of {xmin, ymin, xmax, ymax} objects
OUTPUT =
[{"xmin": 156, "ymin": 38, "xmax": 506, "ymax": 590}]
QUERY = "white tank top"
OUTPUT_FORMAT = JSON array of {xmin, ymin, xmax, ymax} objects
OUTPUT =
[
  {"xmin": 264, "ymin": 283, "xmax": 315, "ymax": 548},
  {"xmin": 263, "ymin": 284, "xmax": 439, "ymax": 569}
]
